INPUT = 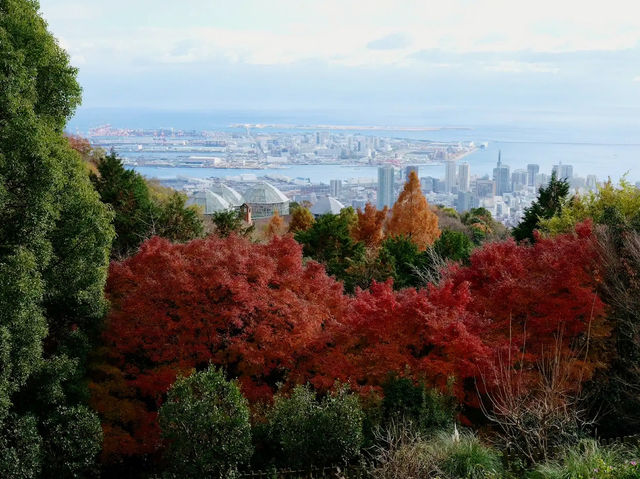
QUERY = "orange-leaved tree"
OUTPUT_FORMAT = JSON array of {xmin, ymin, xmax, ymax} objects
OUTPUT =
[
  {"xmin": 264, "ymin": 210, "xmax": 286, "ymax": 239},
  {"xmin": 351, "ymin": 202, "xmax": 388, "ymax": 248},
  {"xmin": 386, "ymin": 171, "xmax": 440, "ymax": 250}
]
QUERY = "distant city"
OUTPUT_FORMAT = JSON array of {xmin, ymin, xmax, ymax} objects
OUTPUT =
[{"xmin": 89, "ymin": 125, "xmax": 633, "ymax": 226}]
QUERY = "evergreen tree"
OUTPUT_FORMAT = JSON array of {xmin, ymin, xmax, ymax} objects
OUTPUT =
[
  {"xmin": 91, "ymin": 151, "xmax": 156, "ymax": 258},
  {"xmin": 512, "ymin": 172, "xmax": 569, "ymax": 242},
  {"xmin": 295, "ymin": 209, "xmax": 365, "ymax": 289},
  {"xmin": 1, "ymin": 0, "xmax": 113, "ymax": 475},
  {"xmin": 433, "ymin": 230, "xmax": 473, "ymax": 263},
  {"xmin": 209, "ymin": 209, "xmax": 254, "ymax": 237},
  {"xmin": 91, "ymin": 151, "xmax": 203, "ymax": 258},
  {"xmin": 378, "ymin": 236, "xmax": 431, "ymax": 289}
]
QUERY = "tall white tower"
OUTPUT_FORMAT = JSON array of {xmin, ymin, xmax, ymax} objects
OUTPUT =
[{"xmin": 458, "ymin": 162, "xmax": 470, "ymax": 192}]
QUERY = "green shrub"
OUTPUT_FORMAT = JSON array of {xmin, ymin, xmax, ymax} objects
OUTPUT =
[
  {"xmin": 158, "ymin": 367, "xmax": 252, "ymax": 478},
  {"xmin": 371, "ymin": 426, "xmax": 502, "ymax": 479},
  {"xmin": 266, "ymin": 384, "xmax": 364, "ymax": 467},
  {"xmin": 381, "ymin": 376, "xmax": 456, "ymax": 434},
  {"xmin": 531, "ymin": 439, "xmax": 640, "ymax": 479}
]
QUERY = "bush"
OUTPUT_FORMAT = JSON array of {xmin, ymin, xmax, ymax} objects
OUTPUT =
[
  {"xmin": 531, "ymin": 440, "xmax": 640, "ymax": 479},
  {"xmin": 381, "ymin": 376, "xmax": 456, "ymax": 434},
  {"xmin": 371, "ymin": 426, "xmax": 502, "ymax": 479},
  {"xmin": 158, "ymin": 367, "xmax": 252, "ymax": 478},
  {"xmin": 265, "ymin": 384, "xmax": 364, "ymax": 468}
]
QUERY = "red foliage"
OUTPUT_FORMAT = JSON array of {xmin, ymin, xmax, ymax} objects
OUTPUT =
[
  {"xmin": 443, "ymin": 221, "xmax": 608, "ymax": 390},
  {"xmin": 308, "ymin": 221, "xmax": 607, "ymax": 404},
  {"xmin": 92, "ymin": 220, "xmax": 609, "ymax": 462},
  {"xmin": 307, "ymin": 280, "xmax": 491, "ymax": 402},
  {"xmin": 93, "ymin": 234, "xmax": 347, "ymax": 459}
]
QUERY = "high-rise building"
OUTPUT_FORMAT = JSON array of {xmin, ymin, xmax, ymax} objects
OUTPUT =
[
  {"xmin": 492, "ymin": 151, "xmax": 511, "ymax": 196},
  {"xmin": 330, "ymin": 179, "xmax": 342, "ymax": 198},
  {"xmin": 586, "ymin": 175, "xmax": 598, "ymax": 190},
  {"xmin": 421, "ymin": 176, "xmax": 435, "ymax": 193},
  {"xmin": 476, "ymin": 179, "xmax": 496, "ymax": 198},
  {"xmin": 433, "ymin": 179, "xmax": 446, "ymax": 194},
  {"xmin": 458, "ymin": 162, "xmax": 470, "ymax": 192},
  {"xmin": 511, "ymin": 169, "xmax": 528, "ymax": 191},
  {"xmin": 456, "ymin": 191, "xmax": 479, "ymax": 213},
  {"xmin": 377, "ymin": 165, "xmax": 395, "ymax": 209},
  {"xmin": 405, "ymin": 165, "xmax": 419, "ymax": 181},
  {"xmin": 535, "ymin": 173, "xmax": 549, "ymax": 188},
  {"xmin": 552, "ymin": 163, "xmax": 574, "ymax": 181},
  {"xmin": 444, "ymin": 160, "xmax": 457, "ymax": 193},
  {"xmin": 527, "ymin": 164, "xmax": 540, "ymax": 187}
]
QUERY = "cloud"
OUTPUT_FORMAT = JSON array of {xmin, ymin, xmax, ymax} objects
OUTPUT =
[
  {"xmin": 367, "ymin": 33, "xmax": 412, "ymax": 50},
  {"xmin": 484, "ymin": 61, "xmax": 560, "ymax": 74},
  {"xmin": 634, "ymin": 76, "xmax": 640, "ymax": 82}
]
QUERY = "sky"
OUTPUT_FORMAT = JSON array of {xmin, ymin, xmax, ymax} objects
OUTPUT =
[{"xmin": 38, "ymin": 0, "xmax": 640, "ymax": 121}]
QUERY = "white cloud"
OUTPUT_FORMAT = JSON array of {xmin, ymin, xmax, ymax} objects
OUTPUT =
[
  {"xmin": 38, "ymin": 0, "xmax": 640, "ymax": 71},
  {"xmin": 484, "ymin": 61, "xmax": 560, "ymax": 74}
]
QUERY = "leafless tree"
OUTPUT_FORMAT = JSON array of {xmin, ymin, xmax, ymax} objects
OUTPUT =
[{"xmin": 478, "ymin": 323, "xmax": 595, "ymax": 464}]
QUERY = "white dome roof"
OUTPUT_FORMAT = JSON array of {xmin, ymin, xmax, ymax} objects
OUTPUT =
[
  {"xmin": 311, "ymin": 196, "xmax": 345, "ymax": 216},
  {"xmin": 187, "ymin": 190, "xmax": 231, "ymax": 214},
  {"xmin": 244, "ymin": 181, "xmax": 289, "ymax": 204},
  {"xmin": 211, "ymin": 183, "xmax": 244, "ymax": 207}
]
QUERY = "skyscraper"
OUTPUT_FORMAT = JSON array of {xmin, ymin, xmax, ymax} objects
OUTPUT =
[
  {"xmin": 330, "ymin": 179, "xmax": 342, "ymax": 198},
  {"xmin": 476, "ymin": 179, "xmax": 496, "ymax": 198},
  {"xmin": 444, "ymin": 159, "xmax": 457, "ymax": 193},
  {"xmin": 527, "ymin": 164, "xmax": 540, "ymax": 187},
  {"xmin": 552, "ymin": 163, "xmax": 574, "ymax": 181},
  {"xmin": 377, "ymin": 165, "xmax": 395, "ymax": 209},
  {"xmin": 458, "ymin": 162, "xmax": 470, "ymax": 192},
  {"xmin": 511, "ymin": 169, "xmax": 528, "ymax": 191},
  {"xmin": 456, "ymin": 191, "xmax": 478, "ymax": 213},
  {"xmin": 492, "ymin": 151, "xmax": 511, "ymax": 196},
  {"xmin": 405, "ymin": 165, "xmax": 419, "ymax": 180}
]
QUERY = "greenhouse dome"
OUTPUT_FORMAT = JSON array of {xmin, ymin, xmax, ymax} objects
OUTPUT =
[
  {"xmin": 186, "ymin": 190, "xmax": 231, "ymax": 215},
  {"xmin": 243, "ymin": 181, "xmax": 290, "ymax": 218}
]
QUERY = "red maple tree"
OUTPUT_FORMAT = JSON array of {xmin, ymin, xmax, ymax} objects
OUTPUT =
[{"xmin": 92, "ymin": 234, "xmax": 347, "ymax": 459}]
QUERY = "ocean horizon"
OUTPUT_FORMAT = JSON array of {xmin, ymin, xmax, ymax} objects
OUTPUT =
[{"xmin": 70, "ymin": 106, "xmax": 640, "ymax": 182}]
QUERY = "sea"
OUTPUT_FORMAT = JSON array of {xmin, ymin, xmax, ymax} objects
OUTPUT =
[{"xmin": 68, "ymin": 107, "xmax": 640, "ymax": 184}]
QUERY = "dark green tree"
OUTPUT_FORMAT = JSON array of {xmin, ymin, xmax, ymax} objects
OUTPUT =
[
  {"xmin": 209, "ymin": 209, "xmax": 254, "ymax": 238},
  {"xmin": 91, "ymin": 151, "xmax": 203, "ymax": 258},
  {"xmin": 1, "ymin": 0, "xmax": 113, "ymax": 475},
  {"xmin": 158, "ymin": 367, "xmax": 252, "ymax": 478},
  {"xmin": 90, "ymin": 151, "xmax": 155, "ymax": 258},
  {"xmin": 152, "ymin": 191, "xmax": 204, "ymax": 243},
  {"xmin": 512, "ymin": 172, "xmax": 570, "ymax": 242},
  {"xmin": 433, "ymin": 230, "xmax": 473, "ymax": 263},
  {"xmin": 378, "ymin": 236, "xmax": 430, "ymax": 289},
  {"xmin": 460, "ymin": 207, "xmax": 508, "ymax": 244},
  {"xmin": 295, "ymin": 209, "xmax": 365, "ymax": 290}
]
